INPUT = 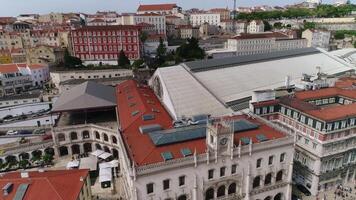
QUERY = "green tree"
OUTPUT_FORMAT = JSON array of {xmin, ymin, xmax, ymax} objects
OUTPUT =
[
  {"xmin": 19, "ymin": 159, "xmax": 29, "ymax": 169},
  {"xmin": 303, "ymin": 22, "xmax": 316, "ymax": 30},
  {"xmin": 156, "ymin": 37, "xmax": 167, "ymax": 66},
  {"xmin": 64, "ymin": 48, "xmax": 82, "ymax": 67},
  {"xmin": 131, "ymin": 59, "xmax": 145, "ymax": 69},
  {"xmin": 42, "ymin": 153, "xmax": 54, "ymax": 165},
  {"xmin": 354, "ymin": 41, "xmax": 356, "ymax": 48},
  {"xmin": 273, "ymin": 22, "xmax": 283, "ymax": 29},
  {"xmin": 176, "ymin": 37, "xmax": 205, "ymax": 61},
  {"xmin": 117, "ymin": 50, "xmax": 130, "ymax": 68},
  {"xmin": 263, "ymin": 21, "xmax": 272, "ymax": 31},
  {"xmin": 139, "ymin": 31, "xmax": 148, "ymax": 56}
]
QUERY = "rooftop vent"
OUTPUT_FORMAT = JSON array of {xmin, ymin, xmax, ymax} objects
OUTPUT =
[
  {"xmin": 13, "ymin": 183, "xmax": 29, "ymax": 200},
  {"xmin": 240, "ymin": 137, "xmax": 250, "ymax": 145},
  {"xmin": 2, "ymin": 182, "xmax": 13, "ymax": 196},
  {"xmin": 180, "ymin": 148, "xmax": 192, "ymax": 157},
  {"xmin": 20, "ymin": 172, "xmax": 29, "ymax": 178},
  {"xmin": 161, "ymin": 151, "xmax": 173, "ymax": 161},
  {"xmin": 142, "ymin": 114, "xmax": 155, "ymax": 121},
  {"xmin": 131, "ymin": 110, "xmax": 140, "ymax": 116},
  {"xmin": 139, "ymin": 124, "xmax": 162, "ymax": 134},
  {"xmin": 256, "ymin": 134, "xmax": 268, "ymax": 142},
  {"xmin": 152, "ymin": 108, "xmax": 160, "ymax": 113}
]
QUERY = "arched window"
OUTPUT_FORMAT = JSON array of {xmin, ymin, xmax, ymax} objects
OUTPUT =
[
  {"xmin": 95, "ymin": 131, "xmax": 100, "ymax": 139},
  {"xmin": 32, "ymin": 150, "xmax": 42, "ymax": 158},
  {"xmin": 58, "ymin": 133, "xmax": 65, "ymax": 142},
  {"xmin": 177, "ymin": 195, "xmax": 187, "ymax": 200},
  {"xmin": 265, "ymin": 173, "xmax": 272, "ymax": 185},
  {"xmin": 71, "ymin": 144, "xmax": 80, "ymax": 154},
  {"xmin": 253, "ymin": 176, "xmax": 261, "ymax": 188},
  {"xmin": 276, "ymin": 170, "xmax": 283, "ymax": 182},
  {"xmin": 264, "ymin": 196, "xmax": 272, "ymax": 200},
  {"xmin": 228, "ymin": 183, "xmax": 236, "ymax": 194},
  {"xmin": 205, "ymin": 188, "xmax": 214, "ymax": 200},
  {"xmin": 82, "ymin": 130, "xmax": 90, "ymax": 139},
  {"xmin": 84, "ymin": 143, "xmax": 92, "ymax": 153},
  {"xmin": 19, "ymin": 152, "xmax": 30, "ymax": 160},
  {"xmin": 103, "ymin": 146, "xmax": 110, "ymax": 153},
  {"xmin": 70, "ymin": 132, "xmax": 78, "ymax": 140},
  {"xmin": 217, "ymin": 185, "xmax": 226, "ymax": 197},
  {"xmin": 112, "ymin": 136, "xmax": 117, "ymax": 144},
  {"xmin": 95, "ymin": 143, "xmax": 102, "ymax": 150},
  {"xmin": 274, "ymin": 193, "xmax": 283, "ymax": 200},
  {"xmin": 103, "ymin": 133, "xmax": 108, "ymax": 142},
  {"xmin": 59, "ymin": 146, "xmax": 68, "ymax": 156}
]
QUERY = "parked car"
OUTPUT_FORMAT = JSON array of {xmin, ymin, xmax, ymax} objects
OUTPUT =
[
  {"xmin": 33, "ymin": 129, "xmax": 46, "ymax": 135},
  {"xmin": 6, "ymin": 130, "xmax": 18, "ymax": 135},
  {"xmin": 18, "ymin": 130, "xmax": 32, "ymax": 135}
]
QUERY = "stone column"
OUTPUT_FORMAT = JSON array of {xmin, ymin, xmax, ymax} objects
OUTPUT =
[
  {"xmin": 245, "ymin": 163, "xmax": 251, "ymax": 200},
  {"xmin": 192, "ymin": 174, "xmax": 198, "ymax": 200},
  {"xmin": 310, "ymin": 174, "xmax": 320, "ymax": 196},
  {"xmin": 286, "ymin": 161, "xmax": 294, "ymax": 199}
]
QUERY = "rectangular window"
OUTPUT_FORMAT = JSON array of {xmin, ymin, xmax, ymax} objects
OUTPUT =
[
  {"xmin": 163, "ymin": 179, "xmax": 170, "ymax": 190},
  {"xmin": 305, "ymin": 138, "xmax": 309, "ymax": 145},
  {"xmin": 341, "ymin": 121, "xmax": 347, "ymax": 129},
  {"xmin": 313, "ymin": 143, "xmax": 317, "ymax": 149},
  {"xmin": 255, "ymin": 108, "xmax": 260, "ymax": 115},
  {"xmin": 268, "ymin": 156, "xmax": 274, "ymax": 165},
  {"xmin": 269, "ymin": 106, "xmax": 274, "ymax": 113},
  {"xmin": 220, "ymin": 167, "xmax": 226, "ymax": 177},
  {"xmin": 208, "ymin": 169, "xmax": 214, "ymax": 179},
  {"xmin": 231, "ymin": 164, "xmax": 237, "ymax": 174},
  {"xmin": 146, "ymin": 183, "xmax": 153, "ymax": 194},
  {"xmin": 256, "ymin": 158, "xmax": 262, "ymax": 168},
  {"xmin": 316, "ymin": 122, "xmax": 322, "ymax": 130},
  {"xmin": 280, "ymin": 153, "xmax": 285, "ymax": 162},
  {"xmin": 334, "ymin": 122, "xmax": 340, "ymax": 130},
  {"xmin": 179, "ymin": 176, "xmax": 185, "ymax": 186},
  {"xmin": 300, "ymin": 115, "xmax": 306, "ymax": 124},
  {"xmin": 308, "ymin": 118, "xmax": 313, "ymax": 127}
]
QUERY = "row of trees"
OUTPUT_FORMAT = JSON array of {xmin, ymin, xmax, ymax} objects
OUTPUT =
[{"xmin": 236, "ymin": 4, "xmax": 355, "ymax": 20}]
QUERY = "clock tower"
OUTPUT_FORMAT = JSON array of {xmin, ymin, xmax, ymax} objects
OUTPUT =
[{"xmin": 206, "ymin": 118, "xmax": 234, "ymax": 156}]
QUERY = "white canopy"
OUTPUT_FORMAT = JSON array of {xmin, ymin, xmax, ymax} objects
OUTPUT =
[
  {"xmin": 66, "ymin": 160, "xmax": 79, "ymax": 169},
  {"xmin": 91, "ymin": 150, "xmax": 104, "ymax": 157},
  {"xmin": 98, "ymin": 152, "xmax": 112, "ymax": 160},
  {"xmin": 99, "ymin": 167, "xmax": 112, "ymax": 183},
  {"xmin": 79, "ymin": 156, "xmax": 98, "ymax": 171}
]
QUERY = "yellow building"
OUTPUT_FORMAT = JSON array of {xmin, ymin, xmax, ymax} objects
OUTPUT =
[{"xmin": 0, "ymin": 50, "xmax": 12, "ymax": 64}]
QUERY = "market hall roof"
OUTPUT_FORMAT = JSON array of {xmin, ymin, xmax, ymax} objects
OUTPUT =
[{"xmin": 52, "ymin": 81, "xmax": 116, "ymax": 112}]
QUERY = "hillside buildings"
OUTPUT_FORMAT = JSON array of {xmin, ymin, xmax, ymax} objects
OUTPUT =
[
  {"xmin": 302, "ymin": 29, "xmax": 331, "ymax": 50},
  {"xmin": 70, "ymin": 25, "xmax": 141, "ymax": 64},
  {"xmin": 226, "ymin": 32, "xmax": 307, "ymax": 56},
  {"xmin": 137, "ymin": 3, "xmax": 182, "ymax": 15},
  {"xmin": 247, "ymin": 20, "xmax": 265, "ymax": 33},
  {"xmin": 0, "ymin": 63, "xmax": 49, "ymax": 96},
  {"xmin": 190, "ymin": 13, "xmax": 221, "ymax": 26}
]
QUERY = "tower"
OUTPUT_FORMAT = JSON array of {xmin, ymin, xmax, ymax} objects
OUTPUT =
[{"xmin": 206, "ymin": 118, "xmax": 234, "ymax": 156}]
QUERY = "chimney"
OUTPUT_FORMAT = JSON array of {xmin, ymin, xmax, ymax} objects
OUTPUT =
[{"xmin": 20, "ymin": 172, "xmax": 29, "ymax": 178}]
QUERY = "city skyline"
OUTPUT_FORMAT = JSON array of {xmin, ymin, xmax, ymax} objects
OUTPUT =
[{"xmin": 0, "ymin": 0, "xmax": 335, "ymax": 16}]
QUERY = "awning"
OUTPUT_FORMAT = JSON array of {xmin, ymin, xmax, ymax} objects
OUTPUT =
[
  {"xmin": 79, "ymin": 156, "xmax": 97, "ymax": 171},
  {"xmin": 99, "ymin": 167, "xmax": 112, "ymax": 183},
  {"xmin": 91, "ymin": 150, "xmax": 104, "ymax": 157},
  {"xmin": 66, "ymin": 160, "xmax": 79, "ymax": 169},
  {"xmin": 98, "ymin": 152, "xmax": 112, "ymax": 160},
  {"xmin": 108, "ymin": 159, "xmax": 119, "ymax": 167}
]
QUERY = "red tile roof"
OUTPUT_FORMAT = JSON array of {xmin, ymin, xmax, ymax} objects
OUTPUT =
[
  {"xmin": 0, "ymin": 64, "xmax": 20, "ymax": 73},
  {"xmin": 137, "ymin": 4, "xmax": 177, "ymax": 12},
  {"xmin": 280, "ymin": 78, "xmax": 356, "ymax": 121},
  {"xmin": 117, "ymin": 80, "xmax": 286, "ymax": 166},
  {"xmin": 0, "ymin": 169, "xmax": 89, "ymax": 200}
]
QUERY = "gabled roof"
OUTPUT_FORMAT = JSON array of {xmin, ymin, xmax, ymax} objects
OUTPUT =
[
  {"xmin": 52, "ymin": 81, "xmax": 116, "ymax": 112},
  {"xmin": 137, "ymin": 4, "xmax": 177, "ymax": 12},
  {"xmin": 0, "ymin": 169, "xmax": 89, "ymax": 200}
]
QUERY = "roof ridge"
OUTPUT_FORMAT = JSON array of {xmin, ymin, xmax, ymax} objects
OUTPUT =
[{"xmin": 43, "ymin": 177, "xmax": 65, "ymax": 200}]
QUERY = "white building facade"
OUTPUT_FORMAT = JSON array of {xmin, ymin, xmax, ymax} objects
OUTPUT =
[
  {"xmin": 247, "ymin": 20, "xmax": 265, "ymax": 33},
  {"xmin": 302, "ymin": 29, "xmax": 331, "ymax": 50},
  {"xmin": 189, "ymin": 13, "xmax": 221, "ymax": 26}
]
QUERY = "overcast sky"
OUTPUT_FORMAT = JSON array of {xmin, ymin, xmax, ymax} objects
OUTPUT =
[{"xmin": 0, "ymin": 0, "xmax": 336, "ymax": 17}]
